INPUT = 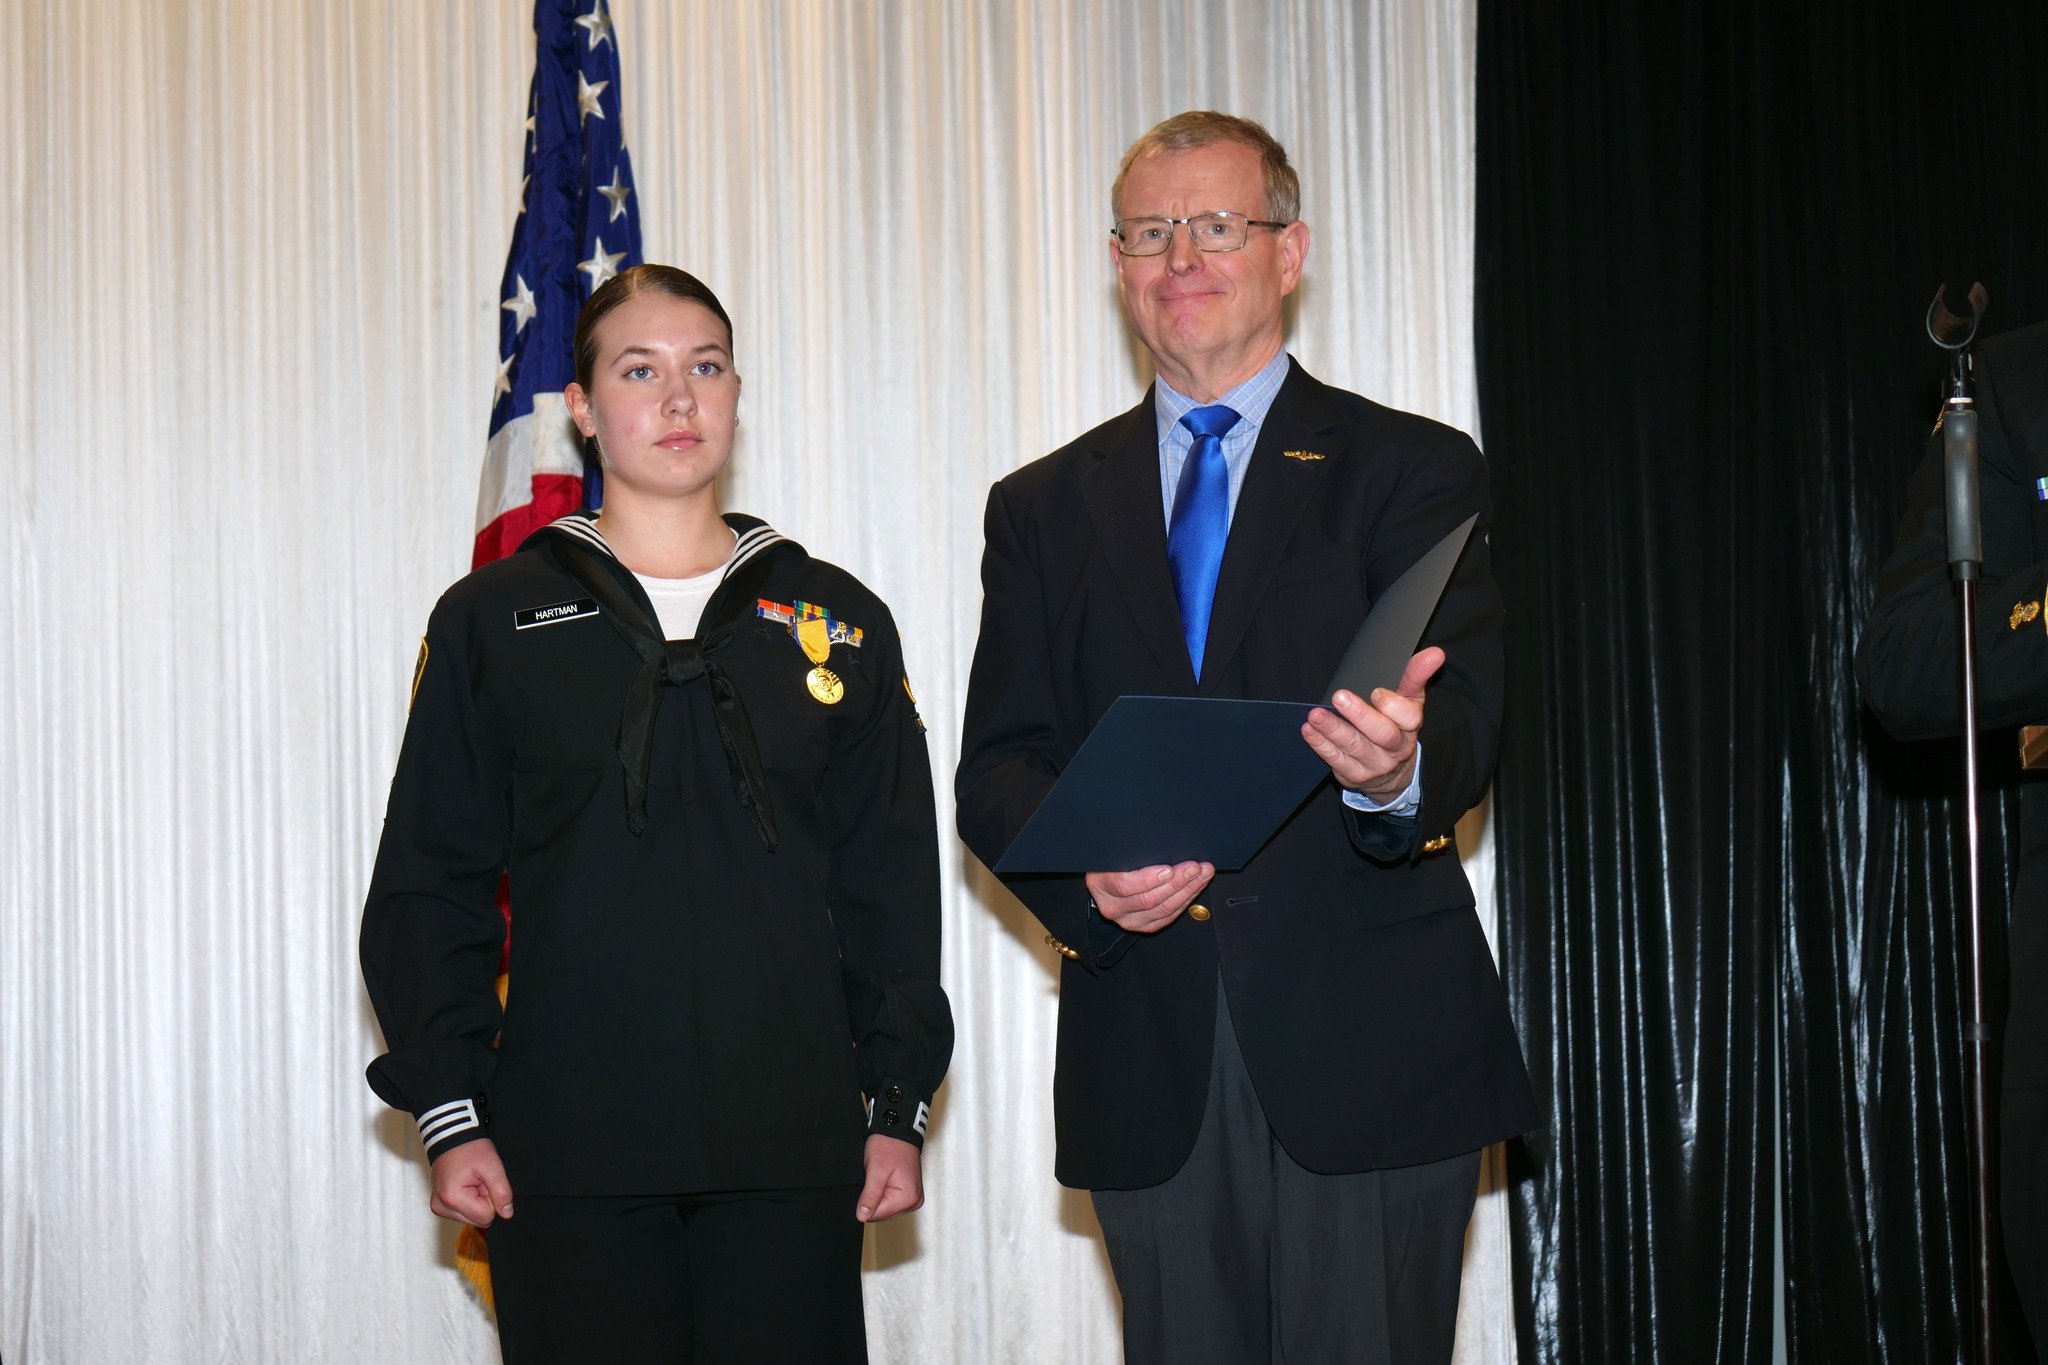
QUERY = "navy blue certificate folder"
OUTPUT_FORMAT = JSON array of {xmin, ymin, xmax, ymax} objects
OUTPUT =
[
  {"xmin": 992, "ymin": 515, "xmax": 1477, "ymax": 874},
  {"xmin": 993, "ymin": 697, "xmax": 1327, "ymax": 873}
]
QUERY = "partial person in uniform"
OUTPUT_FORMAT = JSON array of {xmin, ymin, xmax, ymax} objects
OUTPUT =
[
  {"xmin": 955, "ymin": 111, "xmax": 1537, "ymax": 1363},
  {"xmin": 360, "ymin": 264, "xmax": 952, "ymax": 1363},
  {"xmin": 1857, "ymin": 318, "xmax": 2048, "ymax": 1346}
]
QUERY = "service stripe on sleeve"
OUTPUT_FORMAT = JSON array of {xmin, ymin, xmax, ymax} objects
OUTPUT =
[{"xmin": 417, "ymin": 1097, "xmax": 482, "ymax": 1148}]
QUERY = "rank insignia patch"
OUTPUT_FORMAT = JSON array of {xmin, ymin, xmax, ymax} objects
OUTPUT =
[
  {"xmin": 409, "ymin": 637, "xmax": 429, "ymax": 713},
  {"xmin": 514, "ymin": 598, "xmax": 600, "ymax": 630},
  {"xmin": 2013, "ymin": 600, "xmax": 2042, "ymax": 631},
  {"xmin": 903, "ymin": 675, "xmax": 926, "ymax": 732}
]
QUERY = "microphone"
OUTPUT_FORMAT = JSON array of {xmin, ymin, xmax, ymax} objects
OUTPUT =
[{"xmin": 1945, "ymin": 406, "xmax": 1982, "ymax": 570}]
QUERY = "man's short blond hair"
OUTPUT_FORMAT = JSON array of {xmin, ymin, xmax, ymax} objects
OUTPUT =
[{"xmin": 1110, "ymin": 111, "xmax": 1301, "ymax": 224}]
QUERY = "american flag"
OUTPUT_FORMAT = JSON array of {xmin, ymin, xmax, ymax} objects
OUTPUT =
[{"xmin": 472, "ymin": 0, "xmax": 643, "ymax": 566}]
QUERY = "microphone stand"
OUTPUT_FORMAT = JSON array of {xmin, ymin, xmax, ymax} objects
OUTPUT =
[{"xmin": 1929, "ymin": 281, "xmax": 1997, "ymax": 1363}]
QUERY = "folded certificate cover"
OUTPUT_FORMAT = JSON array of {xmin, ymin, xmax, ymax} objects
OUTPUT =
[
  {"xmin": 993, "ymin": 515, "xmax": 1477, "ymax": 874},
  {"xmin": 1322, "ymin": 514, "xmax": 1477, "ymax": 703},
  {"xmin": 993, "ymin": 697, "xmax": 1326, "ymax": 872}
]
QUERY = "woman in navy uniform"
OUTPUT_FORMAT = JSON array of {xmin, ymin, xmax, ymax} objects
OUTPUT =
[{"xmin": 361, "ymin": 265, "xmax": 951, "ymax": 1362}]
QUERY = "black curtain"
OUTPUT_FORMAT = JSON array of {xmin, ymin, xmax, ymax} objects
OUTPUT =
[{"xmin": 1475, "ymin": 2, "xmax": 2048, "ymax": 1358}]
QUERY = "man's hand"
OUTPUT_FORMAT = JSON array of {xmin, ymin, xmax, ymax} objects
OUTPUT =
[
  {"xmin": 429, "ymin": 1138, "xmax": 514, "ymax": 1228},
  {"xmin": 1302, "ymin": 647, "xmax": 1443, "ymax": 802},
  {"xmin": 1086, "ymin": 862, "xmax": 1215, "ymax": 934},
  {"xmin": 857, "ymin": 1134, "xmax": 924, "ymax": 1223}
]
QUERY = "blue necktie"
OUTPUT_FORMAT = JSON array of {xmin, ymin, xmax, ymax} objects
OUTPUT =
[{"xmin": 1166, "ymin": 404, "xmax": 1241, "ymax": 680}]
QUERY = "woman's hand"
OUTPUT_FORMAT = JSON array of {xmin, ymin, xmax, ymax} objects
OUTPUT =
[
  {"xmin": 856, "ymin": 1134, "xmax": 924, "ymax": 1223},
  {"xmin": 429, "ymin": 1138, "xmax": 515, "ymax": 1227}
]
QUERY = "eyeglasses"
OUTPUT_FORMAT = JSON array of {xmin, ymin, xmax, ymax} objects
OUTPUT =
[{"xmin": 1111, "ymin": 211, "xmax": 1290, "ymax": 256}]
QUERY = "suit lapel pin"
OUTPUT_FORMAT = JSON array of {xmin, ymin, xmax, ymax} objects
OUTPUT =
[
  {"xmin": 2011, "ymin": 600, "xmax": 2042, "ymax": 631},
  {"xmin": 1281, "ymin": 449, "xmax": 1327, "ymax": 462}
]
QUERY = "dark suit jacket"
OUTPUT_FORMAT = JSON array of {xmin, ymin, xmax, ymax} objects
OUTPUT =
[
  {"xmin": 956, "ymin": 358, "xmax": 1539, "ymax": 1189},
  {"xmin": 1858, "ymin": 320, "xmax": 2048, "ymax": 1088}
]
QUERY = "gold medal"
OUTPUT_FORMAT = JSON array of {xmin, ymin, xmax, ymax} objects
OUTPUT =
[
  {"xmin": 797, "ymin": 618, "xmax": 843, "ymax": 705},
  {"xmin": 807, "ymin": 665, "xmax": 844, "ymax": 704}
]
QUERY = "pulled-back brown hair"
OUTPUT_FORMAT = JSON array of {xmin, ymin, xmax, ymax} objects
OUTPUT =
[
  {"xmin": 571, "ymin": 264, "xmax": 734, "ymax": 389},
  {"xmin": 1111, "ymin": 111, "xmax": 1301, "ymax": 224}
]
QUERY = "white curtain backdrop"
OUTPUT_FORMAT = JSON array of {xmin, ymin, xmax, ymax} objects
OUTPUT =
[{"xmin": 0, "ymin": 1, "xmax": 1508, "ymax": 1360}]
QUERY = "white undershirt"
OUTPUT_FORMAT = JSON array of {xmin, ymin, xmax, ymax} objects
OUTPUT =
[{"xmin": 633, "ymin": 558, "xmax": 728, "ymax": 641}]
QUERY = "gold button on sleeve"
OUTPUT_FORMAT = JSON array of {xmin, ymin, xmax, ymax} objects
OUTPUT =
[{"xmin": 1187, "ymin": 903, "xmax": 1211, "ymax": 922}]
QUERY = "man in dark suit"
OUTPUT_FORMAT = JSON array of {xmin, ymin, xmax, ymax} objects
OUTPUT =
[
  {"xmin": 1858, "ymin": 318, "xmax": 2048, "ymax": 1344},
  {"xmin": 955, "ymin": 111, "xmax": 1537, "ymax": 1363}
]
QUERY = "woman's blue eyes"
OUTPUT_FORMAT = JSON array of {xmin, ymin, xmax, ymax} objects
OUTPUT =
[{"xmin": 620, "ymin": 361, "xmax": 723, "ymax": 379}]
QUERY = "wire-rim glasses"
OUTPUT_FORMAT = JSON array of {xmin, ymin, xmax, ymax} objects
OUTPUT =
[{"xmin": 1111, "ymin": 211, "xmax": 1290, "ymax": 256}]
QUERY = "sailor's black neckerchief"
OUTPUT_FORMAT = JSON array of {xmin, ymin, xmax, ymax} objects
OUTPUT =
[{"xmin": 530, "ymin": 511, "xmax": 791, "ymax": 848}]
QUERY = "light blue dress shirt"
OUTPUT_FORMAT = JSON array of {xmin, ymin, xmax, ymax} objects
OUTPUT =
[{"xmin": 1153, "ymin": 352, "xmax": 1423, "ymax": 817}]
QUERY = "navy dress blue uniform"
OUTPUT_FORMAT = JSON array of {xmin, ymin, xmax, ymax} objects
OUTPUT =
[
  {"xmin": 1858, "ymin": 320, "xmax": 2048, "ymax": 1344},
  {"xmin": 956, "ymin": 358, "xmax": 1537, "ymax": 1361},
  {"xmin": 362, "ymin": 513, "xmax": 950, "ymax": 1361}
]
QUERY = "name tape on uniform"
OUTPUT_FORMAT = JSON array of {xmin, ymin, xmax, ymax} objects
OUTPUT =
[{"xmin": 514, "ymin": 598, "xmax": 600, "ymax": 630}]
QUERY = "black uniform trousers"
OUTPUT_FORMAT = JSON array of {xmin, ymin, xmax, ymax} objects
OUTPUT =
[
  {"xmin": 1091, "ymin": 980, "xmax": 1482, "ymax": 1365},
  {"xmin": 483, "ymin": 1182, "xmax": 866, "ymax": 1364}
]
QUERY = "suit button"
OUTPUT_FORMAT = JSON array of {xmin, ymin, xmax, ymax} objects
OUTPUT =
[
  {"xmin": 885, "ymin": 1085, "xmax": 904, "ymax": 1103},
  {"xmin": 883, "ymin": 1110, "xmax": 901, "ymax": 1127},
  {"xmin": 1187, "ymin": 903, "xmax": 1211, "ymax": 922}
]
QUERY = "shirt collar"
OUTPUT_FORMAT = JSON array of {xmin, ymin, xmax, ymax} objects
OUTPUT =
[
  {"xmin": 533, "ymin": 509, "xmax": 791, "ymax": 582},
  {"xmin": 1153, "ymin": 348, "xmax": 1293, "ymax": 445}
]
